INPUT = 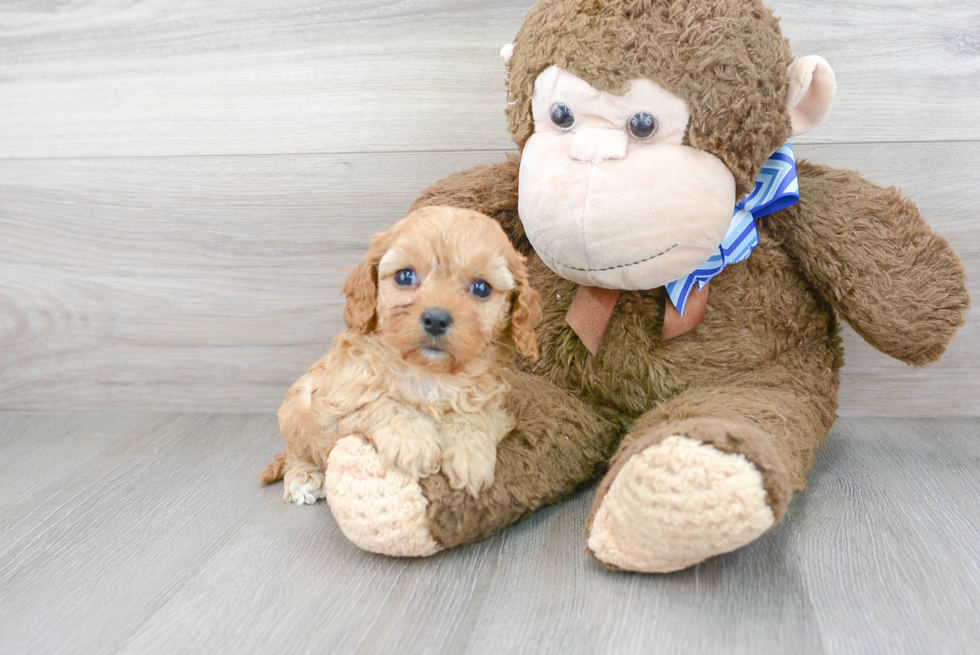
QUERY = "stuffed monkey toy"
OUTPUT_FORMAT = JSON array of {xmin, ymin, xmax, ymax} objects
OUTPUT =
[{"xmin": 322, "ymin": 0, "xmax": 969, "ymax": 572}]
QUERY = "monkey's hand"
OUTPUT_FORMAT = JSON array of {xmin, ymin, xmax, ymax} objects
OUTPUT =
[{"xmin": 770, "ymin": 160, "xmax": 969, "ymax": 366}]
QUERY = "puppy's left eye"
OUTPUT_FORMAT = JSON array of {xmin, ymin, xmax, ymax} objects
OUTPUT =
[
  {"xmin": 394, "ymin": 268, "xmax": 417, "ymax": 287},
  {"xmin": 469, "ymin": 279, "xmax": 492, "ymax": 299}
]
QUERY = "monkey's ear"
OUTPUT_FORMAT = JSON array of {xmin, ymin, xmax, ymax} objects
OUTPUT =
[
  {"xmin": 786, "ymin": 56, "xmax": 837, "ymax": 137},
  {"xmin": 342, "ymin": 232, "xmax": 388, "ymax": 334},
  {"xmin": 500, "ymin": 43, "xmax": 514, "ymax": 68}
]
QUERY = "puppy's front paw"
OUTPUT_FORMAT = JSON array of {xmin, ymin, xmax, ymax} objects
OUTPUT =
[
  {"xmin": 283, "ymin": 469, "xmax": 326, "ymax": 505},
  {"xmin": 370, "ymin": 419, "xmax": 441, "ymax": 479},
  {"xmin": 442, "ymin": 441, "xmax": 496, "ymax": 497}
]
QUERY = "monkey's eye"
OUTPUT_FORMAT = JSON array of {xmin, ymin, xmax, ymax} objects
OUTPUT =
[
  {"xmin": 628, "ymin": 112, "xmax": 658, "ymax": 139},
  {"xmin": 469, "ymin": 279, "xmax": 492, "ymax": 299},
  {"xmin": 394, "ymin": 268, "xmax": 417, "ymax": 287},
  {"xmin": 550, "ymin": 103, "xmax": 575, "ymax": 130}
]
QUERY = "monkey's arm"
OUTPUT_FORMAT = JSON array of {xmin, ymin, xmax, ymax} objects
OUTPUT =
[
  {"xmin": 767, "ymin": 160, "xmax": 969, "ymax": 366},
  {"xmin": 411, "ymin": 154, "xmax": 530, "ymax": 253}
]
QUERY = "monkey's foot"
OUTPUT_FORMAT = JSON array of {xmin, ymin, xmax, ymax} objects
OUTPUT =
[
  {"xmin": 586, "ymin": 435, "xmax": 775, "ymax": 573},
  {"xmin": 325, "ymin": 436, "xmax": 442, "ymax": 557}
]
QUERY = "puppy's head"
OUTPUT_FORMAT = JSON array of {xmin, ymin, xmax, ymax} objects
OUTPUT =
[{"xmin": 343, "ymin": 206, "xmax": 542, "ymax": 374}]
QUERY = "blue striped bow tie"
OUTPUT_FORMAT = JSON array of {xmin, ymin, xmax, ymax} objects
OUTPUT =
[{"xmin": 665, "ymin": 144, "xmax": 801, "ymax": 316}]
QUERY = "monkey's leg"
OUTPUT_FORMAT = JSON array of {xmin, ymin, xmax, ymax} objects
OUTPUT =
[
  {"xmin": 585, "ymin": 360, "xmax": 838, "ymax": 573},
  {"xmin": 324, "ymin": 372, "xmax": 620, "ymax": 556}
]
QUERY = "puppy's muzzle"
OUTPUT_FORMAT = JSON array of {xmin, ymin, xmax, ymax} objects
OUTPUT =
[{"xmin": 421, "ymin": 307, "xmax": 453, "ymax": 338}]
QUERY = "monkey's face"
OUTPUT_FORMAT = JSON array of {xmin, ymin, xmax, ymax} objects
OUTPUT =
[{"xmin": 518, "ymin": 66, "xmax": 738, "ymax": 290}]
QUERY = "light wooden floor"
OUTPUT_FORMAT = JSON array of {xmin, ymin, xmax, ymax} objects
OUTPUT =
[{"xmin": 1, "ymin": 413, "xmax": 978, "ymax": 654}]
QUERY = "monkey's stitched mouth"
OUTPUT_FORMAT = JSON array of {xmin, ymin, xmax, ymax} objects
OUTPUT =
[{"xmin": 550, "ymin": 244, "xmax": 679, "ymax": 273}]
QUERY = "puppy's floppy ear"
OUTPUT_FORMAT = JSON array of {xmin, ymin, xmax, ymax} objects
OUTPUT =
[
  {"xmin": 342, "ymin": 230, "xmax": 389, "ymax": 334},
  {"xmin": 508, "ymin": 251, "xmax": 542, "ymax": 360}
]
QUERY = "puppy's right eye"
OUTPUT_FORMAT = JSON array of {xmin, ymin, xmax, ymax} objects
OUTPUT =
[{"xmin": 394, "ymin": 268, "xmax": 417, "ymax": 287}]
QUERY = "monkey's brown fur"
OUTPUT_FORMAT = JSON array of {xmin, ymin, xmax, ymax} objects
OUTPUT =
[
  {"xmin": 280, "ymin": 0, "xmax": 968, "ymax": 569},
  {"xmin": 399, "ymin": 0, "xmax": 969, "ymax": 559},
  {"xmin": 411, "ymin": 151, "xmax": 967, "ymax": 555}
]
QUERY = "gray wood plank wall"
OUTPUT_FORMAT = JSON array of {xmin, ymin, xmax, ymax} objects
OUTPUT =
[{"xmin": 2, "ymin": 0, "xmax": 978, "ymax": 416}]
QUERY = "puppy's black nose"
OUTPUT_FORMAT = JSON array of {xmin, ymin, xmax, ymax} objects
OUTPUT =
[{"xmin": 421, "ymin": 307, "xmax": 453, "ymax": 337}]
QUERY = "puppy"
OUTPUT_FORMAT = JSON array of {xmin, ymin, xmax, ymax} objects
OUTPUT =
[{"xmin": 259, "ymin": 206, "xmax": 542, "ymax": 502}]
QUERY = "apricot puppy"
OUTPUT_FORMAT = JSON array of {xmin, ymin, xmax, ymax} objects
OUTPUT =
[{"xmin": 259, "ymin": 206, "xmax": 542, "ymax": 501}]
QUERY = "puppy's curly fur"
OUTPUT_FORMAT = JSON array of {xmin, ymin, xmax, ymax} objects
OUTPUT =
[{"xmin": 259, "ymin": 206, "xmax": 542, "ymax": 501}]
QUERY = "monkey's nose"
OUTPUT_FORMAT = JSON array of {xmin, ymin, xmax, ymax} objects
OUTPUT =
[
  {"xmin": 421, "ymin": 307, "xmax": 453, "ymax": 337},
  {"xmin": 569, "ymin": 128, "xmax": 629, "ymax": 163}
]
